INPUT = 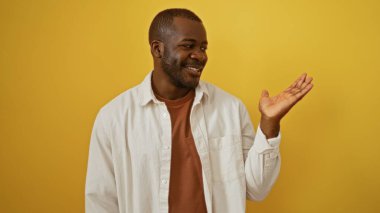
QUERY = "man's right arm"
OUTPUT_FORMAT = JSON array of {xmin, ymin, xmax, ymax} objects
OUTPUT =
[{"xmin": 85, "ymin": 109, "xmax": 119, "ymax": 213}]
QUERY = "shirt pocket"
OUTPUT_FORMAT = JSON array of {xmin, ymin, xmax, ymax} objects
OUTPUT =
[{"xmin": 208, "ymin": 135, "xmax": 244, "ymax": 183}]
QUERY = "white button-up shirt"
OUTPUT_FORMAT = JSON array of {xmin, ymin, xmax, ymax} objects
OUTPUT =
[{"xmin": 85, "ymin": 71, "xmax": 281, "ymax": 213}]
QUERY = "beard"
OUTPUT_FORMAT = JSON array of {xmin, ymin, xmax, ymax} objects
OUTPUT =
[{"xmin": 160, "ymin": 51, "xmax": 203, "ymax": 89}]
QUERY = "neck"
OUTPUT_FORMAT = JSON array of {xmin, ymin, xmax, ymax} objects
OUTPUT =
[{"xmin": 151, "ymin": 69, "xmax": 191, "ymax": 100}]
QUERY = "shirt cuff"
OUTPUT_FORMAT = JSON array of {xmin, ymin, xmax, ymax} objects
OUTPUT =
[{"xmin": 252, "ymin": 123, "xmax": 281, "ymax": 153}]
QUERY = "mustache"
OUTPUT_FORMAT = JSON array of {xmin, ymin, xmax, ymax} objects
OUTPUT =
[{"xmin": 182, "ymin": 60, "xmax": 205, "ymax": 68}]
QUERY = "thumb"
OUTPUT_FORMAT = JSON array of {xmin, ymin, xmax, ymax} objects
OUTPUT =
[{"xmin": 261, "ymin": 89, "xmax": 269, "ymax": 98}]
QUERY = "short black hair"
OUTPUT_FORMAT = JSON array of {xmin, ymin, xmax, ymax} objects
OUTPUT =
[{"xmin": 148, "ymin": 8, "xmax": 202, "ymax": 44}]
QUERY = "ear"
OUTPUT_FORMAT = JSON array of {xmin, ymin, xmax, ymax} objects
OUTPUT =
[{"xmin": 150, "ymin": 40, "xmax": 164, "ymax": 58}]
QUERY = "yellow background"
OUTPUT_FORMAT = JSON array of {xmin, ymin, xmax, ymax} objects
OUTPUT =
[{"xmin": 1, "ymin": 0, "xmax": 379, "ymax": 212}]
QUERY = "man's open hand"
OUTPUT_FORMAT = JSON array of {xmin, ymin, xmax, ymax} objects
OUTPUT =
[{"xmin": 258, "ymin": 73, "xmax": 314, "ymax": 138}]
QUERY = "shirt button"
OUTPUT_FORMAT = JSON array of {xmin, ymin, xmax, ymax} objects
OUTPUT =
[
  {"xmin": 162, "ymin": 112, "xmax": 168, "ymax": 118},
  {"xmin": 162, "ymin": 179, "xmax": 168, "ymax": 184},
  {"xmin": 164, "ymin": 145, "xmax": 170, "ymax": 150}
]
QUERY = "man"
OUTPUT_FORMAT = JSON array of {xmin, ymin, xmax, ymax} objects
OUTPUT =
[{"xmin": 85, "ymin": 8, "xmax": 313, "ymax": 213}]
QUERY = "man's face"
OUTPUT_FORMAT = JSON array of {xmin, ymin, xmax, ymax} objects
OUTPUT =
[{"xmin": 160, "ymin": 17, "xmax": 208, "ymax": 89}]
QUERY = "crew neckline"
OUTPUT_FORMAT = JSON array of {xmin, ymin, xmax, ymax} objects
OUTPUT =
[{"xmin": 154, "ymin": 89, "xmax": 195, "ymax": 107}]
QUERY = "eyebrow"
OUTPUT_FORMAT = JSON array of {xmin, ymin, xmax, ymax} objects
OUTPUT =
[{"xmin": 180, "ymin": 38, "xmax": 208, "ymax": 45}]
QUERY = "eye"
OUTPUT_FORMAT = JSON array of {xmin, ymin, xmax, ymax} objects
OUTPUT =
[
  {"xmin": 181, "ymin": 44, "xmax": 194, "ymax": 49},
  {"xmin": 201, "ymin": 46, "xmax": 207, "ymax": 51}
]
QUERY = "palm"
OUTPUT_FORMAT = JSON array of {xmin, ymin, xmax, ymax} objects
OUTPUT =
[{"xmin": 259, "ymin": 73, "xmax": 314, "ymax": 121}]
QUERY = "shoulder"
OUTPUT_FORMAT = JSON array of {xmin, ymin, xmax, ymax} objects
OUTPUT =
[{"xmin": 96, "ymin": 84, "xmax": 140, "ymax": 122}]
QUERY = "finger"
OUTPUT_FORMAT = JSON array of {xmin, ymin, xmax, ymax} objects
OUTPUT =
[
  {"xmin": 296, "ymin": 73, "xmax": 307, "ymax": 88},
  {"xmin": 261, "ymin": 89, "xmax": 270, "ymax": 98},
  {"xmin": 295, "ymin": 83, "xmax": 313, "ymax": 100},
  {"xmin": 293, "ymin": 79, "xmax": 313, "ymax": 96},
  {"xmin": 300, "ymin": 76, "xmax": 313, "ymax": 90},
  {"xmin": 285, "ymin": 73, "xmax": 307, "ymax": 92},
  {"xmin": 289, "ymin": 87, "xmax": 301, "ymax": 95},
  {"xmin": 291, "ymin": 77, "xmax": 313, "ymax": 96},
  {"xmin": 291, "ymin": 73, "xmax": 305, "ymax": 87}
]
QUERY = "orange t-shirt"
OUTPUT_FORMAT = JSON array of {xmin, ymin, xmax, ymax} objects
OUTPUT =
[{"xmin": 155, "ymin": 90, "xmax": 207, "ymax": 213}]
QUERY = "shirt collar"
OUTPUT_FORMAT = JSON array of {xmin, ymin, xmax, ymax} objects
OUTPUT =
[{"xmin": 138, "ymin": 70, "xmax": 209, "ymax": 106}]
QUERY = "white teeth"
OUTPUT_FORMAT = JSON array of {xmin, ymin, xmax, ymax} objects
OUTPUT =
[{"xmin": 186, "ymin": 67, "xmax": 202, "ymax": 72}]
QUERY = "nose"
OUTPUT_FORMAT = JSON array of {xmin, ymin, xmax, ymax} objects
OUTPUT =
[{"xmin": 190, "ymin": 49, "xmax": 207, "ymax": 62}]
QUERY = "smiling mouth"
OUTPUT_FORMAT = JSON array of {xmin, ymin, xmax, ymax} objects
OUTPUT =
[
  {"xmin": 185, "ymin": 66, "xmax": 202, "ymax": 72},
  {"xmin": 183, "ymin": 65, "xmax": 203, "ymax": 77}
]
